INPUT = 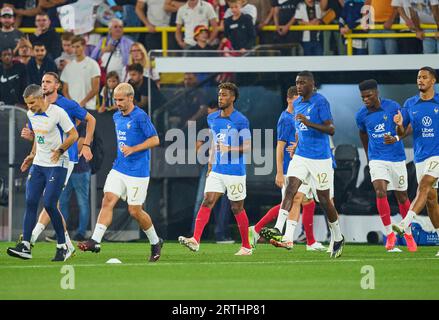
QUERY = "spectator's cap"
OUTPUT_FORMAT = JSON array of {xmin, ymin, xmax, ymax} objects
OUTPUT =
[
  {"xmin": 1, "ymin": 7, "xmax": 14, "ymax": 17},
  {"xmin": 193, "ymin": 25, "xmax": 209, "ymax": 40}
]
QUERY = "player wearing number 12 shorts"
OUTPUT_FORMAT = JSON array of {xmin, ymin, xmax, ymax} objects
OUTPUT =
[
  {"xmin": 355, "ymin": 79, "xmax": 416, "ymax": 252},
  {"xmin": 178, "ymin": 82, "xmax": 253, "ymax": 255}
]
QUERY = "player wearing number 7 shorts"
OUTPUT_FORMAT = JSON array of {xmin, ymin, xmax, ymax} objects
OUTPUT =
[
  {"xmin": 178, "ymin": 82, "xmax": 253, "ymax": 255},
  {"xmin": 78, "ymin": 83, "xmax": 164, "ymax": 262},
  {"xmin": 392, "ymin": 67, "xmax": 439, "ymax": 257},
  {"xmin": 355, "ymin": 79, "xmax": 417, "ymax": 252}
]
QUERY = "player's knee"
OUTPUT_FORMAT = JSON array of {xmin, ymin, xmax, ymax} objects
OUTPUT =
[
  {"xmin": 102, "ymin": 193, "xmax": 117, "ymax": 209},
  {"xmin": 201, "ymin": 196, "xmax": 215, "ymax": 209},
  {"xmin": 128, "ymin": 206, "xmax": 141, "ymax": 218},
  {"xmin": 375, "ymin": 189, "xmax": 387, "ymax": 199},
  {"xmin": 293, "ymin": 193, "xmax": 303, "ymax": 204},
  {"xmin": 396, "ymin": 192, "xmax": 408, "ymax": 203},
  {"xmin": 231, "ymin": 203, "xmax": 243, "ymax": 215}
]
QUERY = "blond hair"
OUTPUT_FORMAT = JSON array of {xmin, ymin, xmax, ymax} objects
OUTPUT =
[
  {"xmin": 128, "ymin": 42, "xmax": 151, "ymax": 70},
  {"xmin": 114, "ymin": 83, "xmax": 134, "ymax": 97}
]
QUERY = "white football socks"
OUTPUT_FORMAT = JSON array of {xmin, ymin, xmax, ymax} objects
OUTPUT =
[
  {"xmin": 384, "ymin": 225, "xmax": 393, "ymax": 236},
  {"xmin": 65, "ymin": 231, "xmax": 75, "ymax": 252},
  {"xmin": 143, "ymin": 225, "xmax": 159, "ymax": 245},
  {"xmin": 402, "ymin": 210, "xmax": 417, "ymax": 228},
  {"xmin": 274, "ymin": 209, "xmax": 289, "ymax": 232},
  {"xmin": 329, "ymin": 220, "xmax": 343, "ymax": 242},
  {"xmin": 284, "ymin": 220, "xmax": 297, "ymax": 242},
  {"xmin": 30, "ymin": 222, "xmax": 46, "ymax": 244},
  {"xmin": 91, "ymin": 223, "xmax": 107, "ymax": 243}
]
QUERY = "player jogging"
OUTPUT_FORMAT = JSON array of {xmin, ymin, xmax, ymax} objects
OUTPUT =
[
  {"xmin": 392, "ymin": 67, "xmax": 439, "ymax": 257},
  {"xmin": 7, "ymin": 84, "xmax": 78, "ymax": 261},
  {"xmin": 78, "ymin": 83, "xmax": 163, "ymax": 262},
  {"xmin": 356, "ymin": 79, "xmax": 417, "ymax": 252},
  {"xmin": 178, "ymin": 82, "xmax": 253, "ymax": 255}
]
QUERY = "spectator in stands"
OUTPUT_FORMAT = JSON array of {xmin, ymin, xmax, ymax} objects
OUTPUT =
[
  {"xmin": 175, "ymin": 0, "xmax": 219, "ymax": 49},
  {"xmin": 224, "ymin": 0, "xmax": 256, "ymax": 52},
  {"xmin": 251, "ymin": 0, "xmax": 275, "ymax": 44},
  {"xmin": 55, "ymin": 32, "xmax": 76, "ymax": 73},
  {"xmin": 339, "ymin": 0, "xmax": 368, "ymax": 55},
  {"xmin": 127, "ymin": 62, "xmax": 163, "ymax": 110},
  {"xmin": 295, "ymin": 0, "xmax": 324, "ymax": 55},
  {"xmin": 0, "ymin": 48, "xmax": 28, "ymax": 105},
  {"xmin": 29, "ymin": 12, "xmax": 62, "ymax": 59},
  {"xmin": 38, "ymin": 0, "xmax": 78, "ymax": 28},
  {"xmin": 26, "ymin": 42, "xmax": 58, "ymax": 85},
  {"xmin": 10, "ymin": 0, "xmax": 41, "ymax": 28},
  {"xmin": 320, "ymin": 0, "xmax": 346, "ymax": 55},
  {"xmin": 189, "ymin": 25, "xmax": 218, "ymax": 53},
  {"xmin": 116, "ymin": 0, "xmax": 142, "ymax": 39},
  {"xmin": 13, "ymin": 36, "xmax": 33, "ymax": 65},
  {"xmin": 207, "ymin": 0, "xmax": 227, "ymax": 30},
  {"xmin": 363, "ymin": 0, "xmax": 398, "ymax": 55},
  {"xmin": 224, "ymin": 0, "xmax": 258, "ymax": 25},
  {"xmin": 165, "ymin": 0, "xmax": 186, "ymax": 26},
  {"xmin": 408, "ymin": 0, "xmax": 439, "ymax": 53},
  {"xmin": 99, "ymin": 71, "xmax": 120, "ymax": 113},
  {"xmin": 390, "ymin": 0, "xmax": 422, "ymax": 54},
  {"xmin": 0, "ymin": 7, "xmax": 24, "ymax": 53},
  {"xmin": 59, "ymin": 121, "xmax": 91, "ymax": 242},
  {"xmin": 271, "ymin": 0, "xmax": 301, "ymax": 56},
  {"xmin": 169, "ymin": 72, "xmax": 208, "ymax": 128},
  {"xmin": 122, "ymin": 42, "xmax": 160, "ymax": 85},
  {"xmin": 91, "ymin": 18, "xmax": 134, "ymax": 81},
  {"xmin": 61, "ymin": 35, "xmax": 101, "ymax": 110},
  {"xmin": 135, "ymin": 0, "xmax": 171, "ymax": 50}
]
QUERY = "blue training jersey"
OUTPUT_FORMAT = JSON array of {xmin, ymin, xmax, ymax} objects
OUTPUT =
[
  {"xmin": 355, "ymin": 98, "xmax": 406, "ymax": 162},
  {"xmin": 112, "ymin": 106, "xmax": 158, "ymax": 178},
  {"xmin": 294, "ymin": 93, "xmax": 332, "ymax": 160},
  {"xmin": 402, "ymin": 93, "xmax": 439, "ymax": 163},
  {"xmin": 277, "ymin": 109, "xmax": 296, "ymax": 175},
  {"xmin": 208, "ymin": 109, "xmax": 250, "ymax": 176}
]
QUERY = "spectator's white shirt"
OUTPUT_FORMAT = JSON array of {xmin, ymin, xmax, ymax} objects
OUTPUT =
[
  {"xmin": 176, "ymin": 0, "xmax": 217, "ymax": 46},
  {"xmin": 391, "ymin": 0, "xmax": 412, "ymax": 23},
  {"xmin": 61, "ymin": 56, "xmax": 101, "ymax": 110},
  {"xmin": 101, "ymin": 46, "xmax": 124, "ymax": 80},
  {"xmin": 27, "ymin": 104, "xmax": 74, "ymax": 168},
  {"xmin": 224, "ymin": 3, "xmax": 258, "ymax": 25},
  {"xmin": 141, "ymin": 0, "xmax": 171, "ymax": 26},
  {"xmin": 409, "ymin": 0, "xmax": 439, "ymax": 24},
  {"xmin": 294, "ymin": 1, "xmax": 322, "ymax": 42}
]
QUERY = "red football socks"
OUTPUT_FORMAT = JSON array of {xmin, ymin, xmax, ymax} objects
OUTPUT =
[
  {"xmin": 255, "ymin": 204, "xmax": 281, "ymax": 233},
  {"xmin": 193, "ymin": 205, "xmax": 212, "ymax": 243},
  {"xmin": 302, "ymin": 201, "xmax": 316, "ymax": 245}
]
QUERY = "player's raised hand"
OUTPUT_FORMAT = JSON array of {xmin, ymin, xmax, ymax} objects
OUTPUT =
[
  {"xmin": 80, "ymin": 145, "xmax": 93, "ymax": 161},
  {"xmin": 121, "ymin": 145, "xmax": 135, "ymax": 157},
  {"xmin": 21, "ymin": 127, "xmax": 34, "ymax": 141},
  {"xmin": 394, "ymin": 110, "xmax": 403, "ymax": 126},
  {"xmin": 20, "ymin": 154, "xmax": 34, "ymax": 172},
  {"xmin": 275, "ymin": 172, "xmax": 284, "ymax": 189}
]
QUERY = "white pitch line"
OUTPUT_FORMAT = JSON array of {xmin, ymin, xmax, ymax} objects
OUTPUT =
[{"xmin": 0, "ymin": 257, "xmax": 438, "ymax": 270}]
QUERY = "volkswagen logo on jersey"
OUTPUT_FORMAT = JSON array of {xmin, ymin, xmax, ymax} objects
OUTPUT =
[
  {"xmin": 422, "ymin": 116, "xmax": 432, "ymax": 127},
  {"xmin": 374, "ymin": 123, "xmax": 385, "ymax": 132}
]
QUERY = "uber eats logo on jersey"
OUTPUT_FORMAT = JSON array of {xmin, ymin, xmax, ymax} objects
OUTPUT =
[
  {"xmin": 422, "ymin": 116, "xmax": 434, "ymax": 138},
  {"xmin": 37, "ymin": 136, "xmax": 45, "ymax": 144}
]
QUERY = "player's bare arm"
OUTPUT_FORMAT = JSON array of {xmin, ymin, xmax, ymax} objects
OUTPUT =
[
  {"xmin": 296, "ymin": 115, "xmax": 335, "ymax": 136},
  {"xmin": 79, "ymin": 112, "xmax": 96, "ymax": 161},
  {"xmin": 51, "ymin": 126, "xmax": 78, "ymax": 163},
  {"xmin": 121, "ymin": 135, "xmax": 160, "ymax": 157}
]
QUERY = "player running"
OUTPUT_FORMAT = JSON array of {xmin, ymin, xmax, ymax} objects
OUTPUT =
[
  {"xmin": 355, "ymin": 79, "xmax": 417, "ymax": 252},
  {"xmin": 392, "ymin": 67, "xmax": 439, "ymax": 256},
  {"xmin": 20, "ymin": 72, "xmax": 96, "ymax": 253},
  {"xmin": 248, "ymin": 86, "xmax": 326, "ymax": 251},
  {"xmin": 78, "ymin": 83, "xmax": 163, "ymax": 262},
  {"xmin": 7, "ymin": 84, "xmax": 78, "ymax": 261},
  {"xmin": 178, "ymin": 82, "xmax": 253, "ymax": 255}
]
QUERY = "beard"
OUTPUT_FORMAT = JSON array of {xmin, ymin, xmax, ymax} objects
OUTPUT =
[{"xmin": 43, "ymin": 89, "xmax": 55, "ymax": 97}]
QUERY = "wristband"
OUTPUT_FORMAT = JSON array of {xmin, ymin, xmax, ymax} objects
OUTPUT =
[
  {"xmin": 395, "ymin": 135, "xmax": 400, "ymax": 142},
  {"xmin": 83, "ymin": 144, "xmax": 91, "ymax": 148},
  {"xmin": 57, "ymin": 148, "xmax": 65, "ymax": 154}
]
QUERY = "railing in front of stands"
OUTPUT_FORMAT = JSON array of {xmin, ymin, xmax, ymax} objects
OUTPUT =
[{"xmin": 19, "ymin": 24, "xmax": 438, "ymax": 56}]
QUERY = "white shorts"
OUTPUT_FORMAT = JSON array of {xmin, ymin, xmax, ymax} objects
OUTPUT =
[
  {"xmin": 415, "ymin": 156, "xmax": 439, "ymax": 188},
  {"xmin": 369, "ymin": 160, "xmax": 408, "ymax": 191},
  {"xmin": 286, "ymin": 155, "xmax": 334, "ymax": 191},
  {"xmin": 281, "ymin": 176, "xmax": 314, "ymax": 200},
  {"xmin": 103, "ymin": 169, "xmax": 150, "ymax": 205},
  {"xmin": 204, "ymin": 172, "xmax": 246, "ymax": 201},
  {"xmin": 64, "ymin": 161, "xmax": 75, "ymax": 186}
]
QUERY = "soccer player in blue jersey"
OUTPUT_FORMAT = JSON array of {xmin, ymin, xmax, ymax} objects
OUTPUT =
[
  {"xmin": 249, "ymin": 86, "xmax": 325, "ymax": 251},
  {"xmin": 178, "ymin": 82, "xmax": 253, "ymax": 255},
  {"xmin": 278, "ymin": 71, "xmax": 344, "ymax": 258},
  {"xmin": 20, "ymin": 72, "xmax": 96, "ymax": 254},
  {"xmin": 356, "ymin": 79, "xmax": 417, "ymax": 252},
  {"xmin": 392, "ymin": 67, "xmax": 439, "ymax": 256},
  {"xmin": 78, "ymin": 83, "xmax": 163, "ymax": 262},
  {"xmin": 7, "ymin": 84, "xmax": 78, "ymax": 261}
]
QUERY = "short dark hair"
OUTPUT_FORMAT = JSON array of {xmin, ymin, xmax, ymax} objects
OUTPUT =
[
  {"xmin": 71, "ymin": 35, "xmax": 86, "ymax": 46},
  {"xmin": 287, "ymin": 86, "xmax": 297, "ymax": 98},
  {"xmin": 106, "ymin": 70, "xmax": 120, "ymax": 81},
  {"xmin": 297, "ymin": 71, "xmax": 314, "ymax": 80},
  {"xmin": 218, "ymin": 82, "xmax": 239, "ymax": 101},
  {"xmin": 43, "ymin": 72, "xmax": 60, "ymax": 83},
  {"xmin": 33, "ymin": 42, "xmax": 46, "ymax": 48},
  {"xmin": 419, "ymin": 66, "xmax": 438, "ymax": 81},
  {"xmin": 127, "ymin": 63, "xmax": 144, "ymax": 74},
  {"xmin": 359, "ymin": 79, "xmax": 378, "ymax": 91},
  {"xmin": 61, "ymin": 32, "xmax": 74, "ymax": 42}
]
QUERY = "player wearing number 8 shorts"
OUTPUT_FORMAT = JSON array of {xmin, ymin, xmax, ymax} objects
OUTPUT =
[
  {"xmin": 178, "ymin": 82, "xmax": 253, "ymax": 255},
  {"xmin": 393, "ymin": 67, "xmax": 439, "ymax": 257},
  {"xmin": 356, "ymin": 79, "xmax": 417, "ymax": 252}
]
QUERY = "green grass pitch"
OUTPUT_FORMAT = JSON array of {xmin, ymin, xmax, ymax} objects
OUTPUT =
[{"xmin": 0, "ymin": 241, "xmax": 438, "ymax": 300}]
